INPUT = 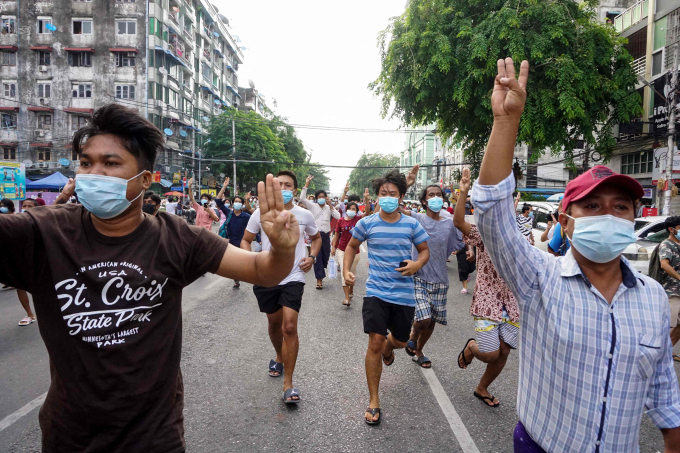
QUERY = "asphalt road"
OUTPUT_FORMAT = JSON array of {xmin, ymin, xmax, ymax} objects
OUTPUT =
[{"xmin": 0, "ymin": 257, "xmax": 677, "ymax": 452}]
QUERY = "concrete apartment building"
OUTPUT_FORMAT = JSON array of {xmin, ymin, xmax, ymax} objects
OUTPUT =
[{"xmin": 0, "ymin": 0, "xmax": 243, "ymax": 187}]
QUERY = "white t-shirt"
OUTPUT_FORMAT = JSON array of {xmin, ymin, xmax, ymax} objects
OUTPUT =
[
  {"xmin": 165, "ymin": 202, "xmax": 178, "ymax": 215},
  {"xmin": 245, "ymin": 205, "xmax": 319, "ymax": 285}
]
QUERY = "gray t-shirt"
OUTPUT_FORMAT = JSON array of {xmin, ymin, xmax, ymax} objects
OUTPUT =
[{"xmin": 411, "ymin": 212, "xmax": 466, "ymax": 285}]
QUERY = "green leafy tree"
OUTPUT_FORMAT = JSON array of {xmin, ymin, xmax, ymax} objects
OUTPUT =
[
  {"xmin": 370, "ymin": 0, "xmax": 642, "ymax": 174},
  {"xmin": 348, "ymin": 153, "xmax": 400, "ymax": 196}
]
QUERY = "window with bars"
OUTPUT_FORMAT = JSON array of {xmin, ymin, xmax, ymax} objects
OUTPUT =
[
  {"xmin": 72, "ymin": 83, "xmax": 92, "ymax": 98},
  {"xmin": 115, "ymin": 84, "xmax": 136, "ymax": 99},
  {"xmin": 1, "ymin": 52, "xmax": 16, "ymax": 66},
  {"xmin": 68, "ymin": 51, "xmax": 92, "ymax": 67},
  {"xmin": 37, "ymin": 18, "xmax": 52, "ymax": 34},
  {"xmin": 71, "ymin": 115, "xmax": 89, "ymax": 131},
  {"xmin": 37, "ymin": 149, "xmax": 51, "ymax": 162},
  {"xmin": 38, "ymin": 114, "xmax": 52, "ymax": 128},
  {"xmin": 73, "ymin": 20, "xmax": 92, "ymax": 35},
  {"xmin": 38, "ymin": 83, "xmax": 51, "ymax": 98},
  {"xmin": 3, "ymin": 147, "xmax": 15, "ymax": 160},
  {"xmin": 1, "ymin": 113, "xmax": 16, "ymax": 128},
  {"xmin": 621, "ymin": 150, "xmax": 654, "ymax": 175},
  {"xmin": 116, "ymin": 52, "xmax": 136, "ymax": 67},
  {"xmin": 117, "ymin": 0, "xmax": 135, "ymax": 2},
  {"xmin": 117, "ymin": 21, "xmax": 136, "ymax": 35},
  {"xmin": 38, "ymin": 51, "xmax": 51, "ymax": 66},
  {"xmin": 3, "ymin": 82, "xmax": 15, "ymax": 97},
  {"xmin": 2, "ymin": 18, "xmax": 15, "ymax": 34}
]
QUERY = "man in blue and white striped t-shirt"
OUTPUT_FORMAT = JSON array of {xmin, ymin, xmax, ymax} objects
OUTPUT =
[{"xmin": 343, "ymin": 169, "xmax": 430, "ymax": 426}]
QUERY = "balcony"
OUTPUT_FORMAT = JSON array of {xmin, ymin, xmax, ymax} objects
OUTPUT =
[
  {"xmin": 632, "ymin": 56, "xmax": 646, "ymax": 77},
  {"xmin": 183, "ymin": 29, "xmax": 193, "ymax": 43},
  {"xmin": 614, "ymin": 0, "xmax": 649, "ymax": 33},
  {"xmin": 168, "ymin": 11, "xmax": 180, "ymax": 27}
]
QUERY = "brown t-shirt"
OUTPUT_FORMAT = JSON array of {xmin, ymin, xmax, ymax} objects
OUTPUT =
[{"xmin": 0, "ymin": 205, "xmax": 228, "ymax": 453}]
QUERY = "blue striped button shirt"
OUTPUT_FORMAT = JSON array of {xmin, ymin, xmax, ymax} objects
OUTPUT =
[
  {"xmin": 351, "ymin": 213, "xmax": 429, "ymax": 306},
  {"xmin": 472, "ymin": 172, "xmax": 680, "ymax": 453}
]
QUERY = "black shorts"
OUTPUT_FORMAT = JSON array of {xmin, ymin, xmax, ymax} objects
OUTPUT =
[
  {"xmin": 253, "ymin": 282, "xmax": 305, "ymax": 314},
  {"xmin": 362, "ymin": 296, "xmax": 415, "ymax": 343}
]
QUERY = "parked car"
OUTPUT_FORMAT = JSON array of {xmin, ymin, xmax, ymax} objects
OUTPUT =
[
  {"xmin": 625, "ymin": 216, "xmax": 668, "ymax": 275},
  {"xmin": 515, "ymin": 202, "xmax": 560, "ymax": 252}
]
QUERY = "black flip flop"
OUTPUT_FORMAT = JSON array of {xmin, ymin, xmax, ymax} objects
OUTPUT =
[
  {"xmin": 458, "ymin": 338, "xmax": 475, "ymax": 369},
  {"xmin": 268, "ymin": 359, "xmax": 283, "ymax": 378},
  {"xmin": 405, "ymin": 340, "xmax": 417, "ymax": 357},
  {"xmin": 382, "ymin": 350, "xmax": 395, "ymax": 367},
  {"xmin": 473, "ymin": 391, "xmax": 500, "ymax": 408},
  {"xmin": 283, "ymin": 388, "xmax": 300, "ymax": 404},
  {"xmin": 365, "ymin": 407, "xmax": 381, "ymax": 425},
  {"xmin": 413, "ymin": 355, "xmax": 431, "ymax": 368},
  {"xmin": 316, "ymin": 285, "xmax": 323, "ymax": 290}
]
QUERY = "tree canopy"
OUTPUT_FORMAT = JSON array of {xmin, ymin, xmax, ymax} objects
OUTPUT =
[
  {"xmin": 348, "ymin": 153, "xmax": 400, "ymax": 196},
  {"xmin": 204, "ymin": 108, "xmax": 329, "ymax": 194},
  {"xmin": 370, "ymin": 0, "xmax": 642, "ymax": 172}
]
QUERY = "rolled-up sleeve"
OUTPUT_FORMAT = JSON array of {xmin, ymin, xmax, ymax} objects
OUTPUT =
[
  {"xmin": 472, "ymin": 172, "xmax": 544, "ymax": 304},
  {"xmin": 645, "ymin": 308, "xmax": 680, "ymax": 429}
]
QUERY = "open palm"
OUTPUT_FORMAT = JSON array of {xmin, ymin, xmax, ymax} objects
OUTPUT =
[
  {"xmin": 491, "ymin": 58, "xmax": 529, "ymax": 119},
  {"xmin": 259, "ymin": 174, "xmax": 300, "ymax": 252}
]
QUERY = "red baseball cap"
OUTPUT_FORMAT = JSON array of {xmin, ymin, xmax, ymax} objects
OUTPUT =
[{"xmin": 562, "ymin": 165, "xmax": 644, "ymax": 211}]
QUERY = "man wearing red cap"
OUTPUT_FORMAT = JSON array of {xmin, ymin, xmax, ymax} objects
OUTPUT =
[{"xmin": 472, "ymin": 58, "xmax": 680, "ymax": 452}]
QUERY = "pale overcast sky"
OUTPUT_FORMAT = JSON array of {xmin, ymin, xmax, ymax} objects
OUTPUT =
[{"xmin": 213, "ymin": 0, "xmax": 408, "ymax": 193}]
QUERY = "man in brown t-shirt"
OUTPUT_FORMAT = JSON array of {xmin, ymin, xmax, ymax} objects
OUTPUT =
[{"xmin": 0, "ymin": 104, "xmax": 300, "ymax": 453}]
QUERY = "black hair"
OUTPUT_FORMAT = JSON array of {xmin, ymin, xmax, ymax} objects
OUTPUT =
[
  {"xmin": 37, "ymin": 192, "xmax": 43, "ymax": 197},
  {"xmin": 22, "ymin": 198, "xmax": 38, "ymax": 207},
  {"xmin": 73, "ymin": 104, "xmax": 164, "ymax": 172},
  {"xmin": 275, "ymin": 170, "xmax": 298, "ymax": 190},
  {"xmin": 665, "ymin": 216, "xmax": 680, "ymax": 231},
  {"xmin": 346, "ymin": 201, "xmax": 358, "ymax": 212},
  {"xmin": 1, "ymin": 198, "xmax": 15, "ymax": 213},
  {"xmin": 315, "ymin": 189, "xmax": 327, "ymax": 199},
  {"xmin": 347, "ymin": 194, "xmax": 360, "ymax": 203},
  {"xmin": 144, "ymin": 191, "xmax": 161, "ymax": 206},
  {"xmin": 419, "ymin": 184, "xmax": 444, "ymax": 206},
  {"xmin": 232, "ymin": 195, "xmax": 244, "ymax": 204},
  {"xmin": 521, "ymin": 204, "xmax": 532, "ymax": 213},
  {"xmin": 372, "ymin": 169, "xmax": 407, "ymax": 197},
  {"xmin": 200, "ymin": 193, "xmax": 213, "ymax": 201}
]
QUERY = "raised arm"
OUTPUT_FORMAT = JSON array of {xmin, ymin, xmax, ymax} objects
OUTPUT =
[
  {"xmin": 514, "ymin": 191, "xmax": 521, "ymax": 210},
  {"xmin": 55, "ymin": 178, "xmax": 76, "ymax": 204},
  {"xmin": 341, "ymin": 180, "xmax": 350, "ymax": 203},
  {"xmin": 243, "ymin": 192, "xmax": 255, "ymax": 214},
  {"xmin": 473, "ymin": 58, "xmax": 545, "ymax": 303},
  {"xmin": 217, "ymin": 176, "xmax": 230, "ymax": 200},
  {"xmin": 187, "ymin": 178, "xmax": 197, "ymax": 206},
  {"xmin": 299, "ymin": 176, "xmax": 314, "ymax": 209},
  {"xmin": 453, "ymin": 169, "xmax": 472, "ymax": 236}
]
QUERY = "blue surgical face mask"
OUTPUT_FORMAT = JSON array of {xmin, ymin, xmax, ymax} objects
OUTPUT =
[
  {"xmin": 379, "ymin": 196, "xmax": 399, "ymax": 213},
  {"xmin": 347, "ymin": 210, "xmax": 357, "ymax": 219},
  {"xmin": 427, "ymin": 197, "xmax": 444, "ymax": 212},
  {"xmin": 282, "ymin": 190, "xmax": 294, "ymax": 204},
  {"xmin": 201, "ymin": 199, "xmax": 208, "ymax": 205},
  {"xmin": 565, "ymin": 214, "xmax": 636, "ymax": 263},
  {"xmin": 0, "ymin": 207, "xmax": 8, "ymax": 213},
  {"xmin": 225, "ymin": 202, "xmax": 231, "ymax": 208},
  {"xmin": 233, "ymin": 202, "xmax": 242, "ymax": 211},
  {"xmin": 344, "ymin": 198, "xmax": 348, "ymax": 203},
  {"xmin": 317, "ymin": 198, "xmax": 326, "ymax": 206},
  {"xmin": 75, "ymin": 171, "xmax": 145, "ymax": 220},
  {"xmin": 675, "ymin": 231, "xmax": 680, "ymax": 241}
]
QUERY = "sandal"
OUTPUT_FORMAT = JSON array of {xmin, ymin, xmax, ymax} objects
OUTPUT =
[
  {"xmin": 382, "ymin": 350, "xmax": 395, "ymax": 367},
  {"xmin": 18, "ymin": 316, "xmax": 36, "ymax": 326},
  {"xmin": 674, "ymin": 353, "xmax": 680, "ymax": 363},
  {"xmin": 268, "ymin": 359, "xmax": 283, "ymax": 378},
  {"xmin": 405, "ymin": 340, "xmax": 417, "ymax": 357},
  {"xmin": 316, "ymin": 285, "xmax": 323, "ymax": 290},
  {"xmin": 282, "ymin": 388, "xmax": 300, "ymax": 404},
  {"xmin": 365, "ymin": 407, "xmax": 381, "ymax": 425},
  {"xmin": 342, "ymin": 299, "xmax": 350, "ymax": 306},
  {"xmin": 457, "ymin": 338, "xmax": 475, "ymax": 369},
  {"xmin": 413, "ymin": 355, "xmax": 431, "ymax": 368},
  {"xmin": 233, "ymin": 281, "xmax": 240, "ymax": 289},
  {"xmin": 473, "ymin": 391, "xmax": 500, "ymax": 408}
]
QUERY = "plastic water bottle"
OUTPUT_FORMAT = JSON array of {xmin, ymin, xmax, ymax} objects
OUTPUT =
[{"xmin": 328, "ymin": 257, "xmax": 337, "ymax": 279}]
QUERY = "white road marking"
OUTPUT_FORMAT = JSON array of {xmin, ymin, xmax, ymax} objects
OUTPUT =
[
  {"xmin": 0, "ymin": 392, "xmax": 47, "ymax": 433},
  {"xmin": 205, "ymin": 277, "xmax": 224, "ymax": 290},
  {"xmin": 421, "ymin": 368, "xmax": 480, "ymax": 453}
]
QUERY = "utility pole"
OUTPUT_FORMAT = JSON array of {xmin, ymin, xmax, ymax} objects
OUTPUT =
[
  {"xmin": 663, "ymin": 43, "xmax": 679, "ymax": 216},
  {"xmin": 232, "ymin": 119, "xmax": 237, "ymax": 196},
  {"xmin": 198, "ymin": 150, "xmax": 202, "ymax": 199}
]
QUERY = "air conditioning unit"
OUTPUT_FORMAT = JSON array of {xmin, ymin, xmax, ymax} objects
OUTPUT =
[
  {"xmin": 39, "ymin": 98, "xmax": 49, "ymax": 105},
  {"xmin": 35, "ymin": 130, "xmax": 45, "ymax": 137},
  {"xmin": 38, "ymin": 65, "xmax": 48, "ymax": 72}
]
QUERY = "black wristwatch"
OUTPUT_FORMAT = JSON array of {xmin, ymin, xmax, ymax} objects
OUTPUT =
[{"xmin": 309, "ymin": 255, "xmax": 317, "ymax": 263}]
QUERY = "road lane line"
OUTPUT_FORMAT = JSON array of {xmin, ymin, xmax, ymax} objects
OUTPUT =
[
  {"xmin": 205, "ymin": 277, "xmax": 224, "ymax": 290},
  {"xmin": 0, "ymin": 392, "xmax": 47, "ymax": 433},
  {"xmin": 421, "ymin": 368, "xmax": 480, "ymax": 453}
]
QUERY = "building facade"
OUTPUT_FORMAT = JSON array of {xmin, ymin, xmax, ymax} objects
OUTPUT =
[
  {"xmin": 1, "ymin": 0, "xmax": 244, "ymax": 188},
  {"xmin": 401, "ymin": 125, "xmax": 435, "ymax": 199},
  {"xmin": 238, "ymin": 84, "xmax": 265, "ymax": 115}
]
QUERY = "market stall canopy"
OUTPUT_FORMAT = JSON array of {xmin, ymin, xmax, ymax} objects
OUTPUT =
[{"xmin": 26, "ymin": 171, "xmax": 70, "ymax": 189}]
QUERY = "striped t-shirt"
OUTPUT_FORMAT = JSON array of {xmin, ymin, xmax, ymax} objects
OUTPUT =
[{"xmin": 351, "ymin": 213, "xmax": 429, "ymax": 306}]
